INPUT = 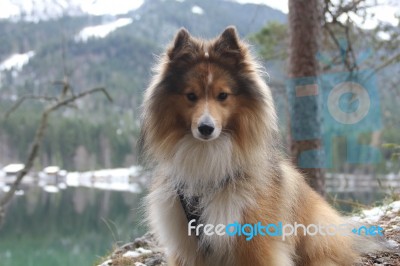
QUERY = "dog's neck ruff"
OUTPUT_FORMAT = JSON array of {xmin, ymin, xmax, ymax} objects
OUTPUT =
[{"xmin": 166, "ymin": 134, "xmax": 236, "ymax": 195}]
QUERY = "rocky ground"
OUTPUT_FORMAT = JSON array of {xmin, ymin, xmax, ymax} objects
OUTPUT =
[
  {"xmin": 97, "ymin": 233, "xmax": 166, "ymax": 266},
  {"xmin": 353, "ymin": 201, "xmax": 400, "ymax": 265},
  {"xmin": 98, "ymin": 201, "xmax": 400, "ymax": 266}
]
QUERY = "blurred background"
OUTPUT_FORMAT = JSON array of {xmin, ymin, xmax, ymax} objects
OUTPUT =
[{"xmin": 0, "ymin": 0, "xmax": 399, "ymax": 265}]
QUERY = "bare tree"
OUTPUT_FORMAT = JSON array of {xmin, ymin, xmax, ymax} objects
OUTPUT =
[
  {"xmin": 288, "ymin": 0, "xmax": 325, "ymax": 195},
  {"xmin": 0, "ymin": 82, "xmax": 112, "ymax": 227}
]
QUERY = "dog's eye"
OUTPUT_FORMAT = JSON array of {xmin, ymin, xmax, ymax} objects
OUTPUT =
[
  {"xmin": 217, "ymin": 92, "xmax": 228, "ymax": 101},
  {"xmin": 186, "ymin": 93, "xmax": 197, "ymax": 102}
]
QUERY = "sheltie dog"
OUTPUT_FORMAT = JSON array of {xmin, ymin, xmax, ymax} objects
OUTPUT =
[{"xmin": 141, "ymin": 26, "xmax": 385, "ymax": 265}]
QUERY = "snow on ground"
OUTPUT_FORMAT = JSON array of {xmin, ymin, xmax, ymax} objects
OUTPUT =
[
  {"xmin": 352, "ymin": 201, "xmax": 400, "ymax": 224},
  {"xmin": 75, "ymin": 18, "xmax": 133, "ymax": 42},
  {"xmin": 2, "ymin": 164, "xmax": 24, "ymax": 174},
  {"xmin": 191, "ymin": 5, "xmax": 204, "ymax": 15},
  {"xmin": 123, "ymin": 248, "xmax": 153, "ymax": 258},
  {"xmin": 0, "ymin": 51, "xmax": 35, "ymax": 72},
  {"xmin": 43, "ymin": 166, "xmax": 60, "ymax": 174}
]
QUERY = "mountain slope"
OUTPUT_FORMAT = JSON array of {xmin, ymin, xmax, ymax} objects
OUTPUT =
[
  {"xmin": 0, "ymin": 0, "xmax": 286, "ymax": 108},
  {"xmin": 0, "ymin": 0, "xmax": 286, "ymax": 169}
]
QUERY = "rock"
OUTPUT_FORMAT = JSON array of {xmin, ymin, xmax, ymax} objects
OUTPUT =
[
  {"xmin": 98, "ymin": 233, "xmax": 166, "ymax": 266},
  {"xmin": 143, "ymin": 253, "xmax": 167, "ymax": 266},
  {"xmin": 97, "ymin": 259, "xmax": 112, "ymax": 266}
]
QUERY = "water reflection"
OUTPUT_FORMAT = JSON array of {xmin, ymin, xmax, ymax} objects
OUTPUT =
[
  {"xmin": 0, "ymin": 165, "xmax": 146, "ymax": 195},
  {"xmin": 0, "ymin": 166, "xmax": 147, "ymax": 266}
]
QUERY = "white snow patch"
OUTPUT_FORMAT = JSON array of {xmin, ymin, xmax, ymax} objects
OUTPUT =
[
  {"xmin": 352, "ymin": 201, "xmax": 400, "ymax": 223},
  {"xmin": 2, "ymin": 164, "xmax": 24, "ymax": 174},
  {"xmin": 75, "ymin": 18, "xmax": 133, "ymax": 42},
  {"xmin": 191, "ymin": 5, "xmax": 204, "ymax": 15},
  {"xmin": 360, "ymin": 207, "xmax": 385, "ymax": 223},
  {"xmin": 43, "ymin": 185, "xmax": 59, "ymax": 193},
  {"xmin": 123, "ymin": 248, "xmax": 153, "ymax": 258},
  {"xmin": 43, "ymin": 166, "xmax": 60, "ymax": 174},
  {"xmin": 389, "ymin": 201, "xmax": 400, "ymax": 212},
  {"xmin": 0, "ymin": 1, "xmax": 19, "ymax": 19},
  {"xmin": 0, "ymin": 51, "xmax": 35, "ymax": 71}
]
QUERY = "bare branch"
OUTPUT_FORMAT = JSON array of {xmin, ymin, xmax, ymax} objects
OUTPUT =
[
  {"xmin": 371, "ymin": 52, "xmax": 400, "ymax": 75},
  {"xmin": 3, "ymin": 95, "xmax": 58, "ymax": 119},
  {"xmin": 48, "ymin": 87, "xmax": 113, "ymax": 112},
  {"xmin": 364, "ymin": 52, "xmax": 400, "ymax": 81}
]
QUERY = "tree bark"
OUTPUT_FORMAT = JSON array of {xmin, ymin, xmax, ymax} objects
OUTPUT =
[{"xmin": 288, "ymin": 0, "xmax": 325, "ymax": 196}]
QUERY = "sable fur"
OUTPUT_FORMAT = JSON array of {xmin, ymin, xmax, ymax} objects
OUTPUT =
[{"xmin": 141, "ymin": 26, "xmax": 382, "ymax": 266}]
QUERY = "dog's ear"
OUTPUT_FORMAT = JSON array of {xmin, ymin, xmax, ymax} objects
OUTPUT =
[
  {"xmin": 213, "ymin": 26, "xmax": 244, "ymax": 64},
  {"xmin": 217, "ymin": 26, "xmax": 241, "ymax": 51},
  {"xmin": 168, "ymin": 28, "xmax": 192, "ymax": 60}
]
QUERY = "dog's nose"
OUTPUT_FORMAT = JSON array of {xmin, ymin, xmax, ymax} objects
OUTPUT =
[{"xmin": 198, "ymin": 124, "xmax": 214, "ymax": 136}]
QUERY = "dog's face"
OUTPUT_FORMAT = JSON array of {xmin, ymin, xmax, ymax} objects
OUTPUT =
[
  {"xmin": 175, "ymin": 62, "xmax": 238, "ymax": 141},
  {"xmin": 142, "ymin": 27, "xmax": 272, "ymax": 159},
  {"xmin": 157, "ymin": 27, "xmax": 262, "ymax": 143}
]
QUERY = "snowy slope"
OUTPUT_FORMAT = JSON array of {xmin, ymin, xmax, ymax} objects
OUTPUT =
[
  {"xmin": 0, "ymin": 51, "xmax": 35, "ymax": 71},
  {"xmin": 0, "ymin": 0, "xmax": 144, "ymax": 21},
  {"xmin": 75, "ymin": 18, "xmax": 133, "ymax": 42}
]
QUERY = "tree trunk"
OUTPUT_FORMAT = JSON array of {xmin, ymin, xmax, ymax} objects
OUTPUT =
[{"xmin": 288, "ymin": 0, "xmax": 325, "ymax": 196}]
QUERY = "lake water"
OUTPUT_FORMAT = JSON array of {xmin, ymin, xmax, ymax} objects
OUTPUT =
[{"xmin": 0, "ymin": 184, "xmax": 147, "ymax": 266}]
